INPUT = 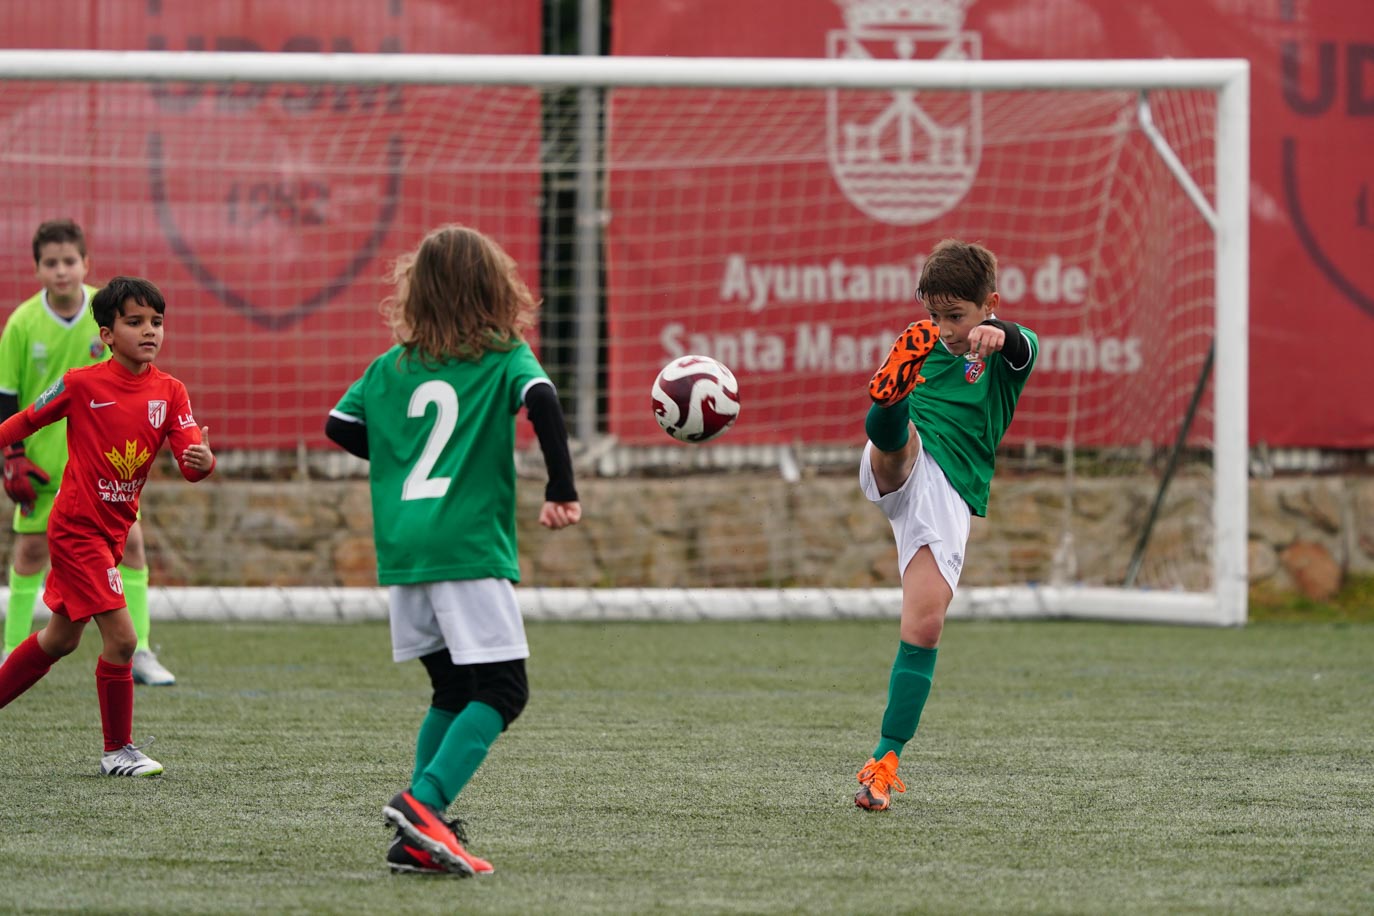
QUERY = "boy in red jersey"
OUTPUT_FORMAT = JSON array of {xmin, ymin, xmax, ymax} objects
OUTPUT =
[{"xmin": 0, "ymin": 276, "xmax": 213, "ymax": 776}]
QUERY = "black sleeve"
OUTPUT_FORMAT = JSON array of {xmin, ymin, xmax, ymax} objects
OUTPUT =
[
  {"xmin": 524, "ymin": 382, "xmax": 578, "ymax": 503},
  {"xmin": 980, "ymin": 318, "xmax": 1032, "ymax": 370},
  {"xmin": 0, "ymin": 392, "xmax": 21, "ymax": 449},
  {"xmin": 324, "ymin": 414, "xmax": 369, "ymax": 460}
]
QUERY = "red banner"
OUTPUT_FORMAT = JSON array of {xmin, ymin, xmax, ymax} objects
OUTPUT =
[
  {"xmin": 609, "ymin": 0, "xmax": 1374, "ymax": 449},
  {"xmin": 0, "ymin": 2, "xmax": 542, "ymax": 450}
]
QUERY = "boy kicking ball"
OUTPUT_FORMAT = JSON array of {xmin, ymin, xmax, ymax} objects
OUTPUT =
[{"xmin": 855, "ymin": 240, "xmax": 1038, "ymax": 811}]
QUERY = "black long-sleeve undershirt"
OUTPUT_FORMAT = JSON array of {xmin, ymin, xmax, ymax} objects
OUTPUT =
[
  {"xmin": 979, "ymin": 318, "xmax": 1032, "ymax": 370},
  {"xmin": 0, "ymin": 392, "xmax": 22, "ymax": 450},
  {"xmin": 524, "ymin": 382, "xmax": 578, "ymax": 503},
  {"xmin": 324, "ymin": 413, "xmax": 368, "ymax": 459},
  {"xmin": 323, "ymin": 380, "xmax": 578, "ymax": 503}
]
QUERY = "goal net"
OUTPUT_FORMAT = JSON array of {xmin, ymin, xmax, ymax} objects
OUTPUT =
[{"xmin": 0, "ymin": 52, "xmax": 1248, "ymax": 626}]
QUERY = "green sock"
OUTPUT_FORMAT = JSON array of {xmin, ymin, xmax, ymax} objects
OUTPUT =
[
  {"xmin": 412, "ymin": 706, "xmax": 459, "ymax": 783},
  {"xmin": 5, "ymin": 568, "xmax": 44, "ymax": 654},
  {"xmin": 412, "ymin": 701, "xmax": 505, "ymax": 811},
  {"xmin": 873, "ymin": 641, "xmax": 938, "ymax": 760},
  {"xmin": 119, "ymin": 564, "xmax": 151, "ymax": 650},
  {"xmin": 865, "ymin": 403, "xmax": 910, "ymax": 452}
]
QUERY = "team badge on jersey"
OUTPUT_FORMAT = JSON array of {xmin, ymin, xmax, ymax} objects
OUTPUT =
[
  {"xmin": 89, "ymin": 336, "xmax": 105, "ymax": 359},
  {"xmin": 964, "ymin": 359, "xmax": 985, "ymax": 384},
  {"xmin": 107, "ymin": 567, "xmax": 124, "ymax": 595},
  {"xmin": 148, "ymin": 400, "xmax": 167, "ymax": 428}
]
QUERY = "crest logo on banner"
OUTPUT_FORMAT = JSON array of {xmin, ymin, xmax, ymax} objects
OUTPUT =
[
  {"xmin": 142, "ymin": 5, "xmax": 407, "ymax": 330},
  {"xmin": 827, "ymin": 0, "xmax": 982, "ymax": 225},
  {"xmin": 1278, "ymin": 11, "xmax": 1374, "ymax": 320}
]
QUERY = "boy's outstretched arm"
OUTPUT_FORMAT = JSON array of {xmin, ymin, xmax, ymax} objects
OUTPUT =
[
  {"xmin": 0, "ymin": 408, "xmax": 43, "ymax": 453},
  {"xmin": 0, "ymin": 375, "xmax": 70, "ymax": 508},
  {"xmin": 0, "ymin": 392, "xmax": 50, "ymax": 512},
  {"xmin": 974, "ymin": 318, "xmax": 1032, "ymax": 369}
]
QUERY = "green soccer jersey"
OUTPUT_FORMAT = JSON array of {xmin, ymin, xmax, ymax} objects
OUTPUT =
[
  {"xmin": 907, "ymin": 326, "xmax": 1038, "ymax": 517},
  {"xmin": 0, "ymin": 285, "xmax": 104, "ymax": 481},
  {"xmin": 332, "ymin": 342, "xmax": 551, "ymax": 585}
]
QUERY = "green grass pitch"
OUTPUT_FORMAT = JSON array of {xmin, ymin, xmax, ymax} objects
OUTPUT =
[{"xmin": 1, "ymin": 618, "xmax": 1371, "ymax": 914}]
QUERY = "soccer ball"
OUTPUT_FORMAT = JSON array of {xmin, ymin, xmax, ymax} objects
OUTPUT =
[{"xmin": 651, "ymin": 355, "xmax": 741, "ymax": 443}]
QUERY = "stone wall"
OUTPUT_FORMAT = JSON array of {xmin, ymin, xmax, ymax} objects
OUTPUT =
[{"xmin": 2, "ymin": 472, "xmax": 1366, "ymax": 602}]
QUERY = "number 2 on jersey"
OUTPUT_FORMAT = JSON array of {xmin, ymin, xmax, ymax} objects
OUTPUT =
[{"xmin": 402, "ymin": 380, "xmax": 458, "ymax": 501}]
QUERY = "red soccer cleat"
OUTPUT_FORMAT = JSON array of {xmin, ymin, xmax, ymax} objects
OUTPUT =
[{"xmin": 382, "ymin": 790, "xmax": 493, "ymax": 876}]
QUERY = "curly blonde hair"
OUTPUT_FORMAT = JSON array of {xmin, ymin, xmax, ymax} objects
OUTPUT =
[{"xmin": 381, "ymin": 224, "xmax": 539, "ymax": 364}]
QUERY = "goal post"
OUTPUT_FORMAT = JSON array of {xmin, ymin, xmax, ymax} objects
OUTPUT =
[{"xmin": 0, "ymin": 51, "xmax": 1249, "ymax": 626}]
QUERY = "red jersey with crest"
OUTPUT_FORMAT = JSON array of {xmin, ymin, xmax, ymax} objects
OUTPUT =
[{"xmin": 0, "ymin": 359, "xmax": 210, "ymax": 554}]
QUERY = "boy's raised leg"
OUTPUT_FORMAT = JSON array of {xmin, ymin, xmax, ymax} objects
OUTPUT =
[
  {"xmin": 868, "ymin": 320, "xmax": 940, "ymax": 408},
  {"xmin": 0, "ymin": 632, "xmax": 55, "ymax": 707}
]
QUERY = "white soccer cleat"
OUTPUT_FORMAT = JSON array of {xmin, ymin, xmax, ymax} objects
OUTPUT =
[
  {"xmin": 100, "ymin": 739, "xmax": 164, "ymax": 777},
  {"xmin": 132, "ymin": 648, "xmax": 176, "ymax": 686}
]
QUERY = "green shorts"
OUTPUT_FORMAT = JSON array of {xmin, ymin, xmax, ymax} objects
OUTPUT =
[{"xmin": 11, "ymin": 488, "xmax": 57, "ymax": 534}]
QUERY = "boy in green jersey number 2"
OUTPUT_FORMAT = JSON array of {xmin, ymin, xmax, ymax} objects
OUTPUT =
[
  {"xmin": 855, "ymin": 240, "xmax": 1038, "ymax": 811},
  {"xmin": 0, "ymin": 220, "xmax": 176, "ymax": 685},
  {"xmin": 326, "ymin": 224, "xmax": 581, "ymax": 877}
]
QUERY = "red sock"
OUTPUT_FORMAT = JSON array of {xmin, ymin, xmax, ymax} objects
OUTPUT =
[
  {"xmin": 95, "ymin": 657, "xmax": 134, "ymax": 752},
  {"xmin": 0, "ymin": 633, "xmax": 57, "ymax": 709}
]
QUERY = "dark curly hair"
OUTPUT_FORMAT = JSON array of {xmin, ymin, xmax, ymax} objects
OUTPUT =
[{"xmin": 91, "ymin": 276, "xmax": 166, "ymax": 329}]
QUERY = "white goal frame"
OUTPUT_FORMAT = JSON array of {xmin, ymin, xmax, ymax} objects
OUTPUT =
[{"xmin": 0, "ymin": 51, "xmax": 1249, "ymax": 626}]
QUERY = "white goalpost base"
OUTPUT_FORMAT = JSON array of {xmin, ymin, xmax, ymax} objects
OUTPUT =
[
  {"xmin": 2, "ymin": 585, "xmax": 1221, "ymax": 627},
  {"xmin": 0, "ymin": 51, "xmax": 1249, "ymax": 626}
]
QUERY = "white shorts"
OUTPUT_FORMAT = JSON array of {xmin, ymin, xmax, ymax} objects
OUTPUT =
[
  {"xmin": 388, "ymin": 578, "xmax": 529, "ymax": 665},
  {"xmin": 860, "ymin": 441, "xmax": 973, "ymax": 594}
]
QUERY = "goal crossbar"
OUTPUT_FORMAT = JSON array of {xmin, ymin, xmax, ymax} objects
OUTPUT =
[{"xmin": 0, "ymin": 51, "xmax": 1248, "ymax": 92}]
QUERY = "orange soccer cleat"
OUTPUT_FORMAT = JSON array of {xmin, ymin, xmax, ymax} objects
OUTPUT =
[
  {"xmin": 868, "ymin": 320, "xmax": 940, "ymax": 408},
  {"xmin": 854, "ymin": 751, "xmax": 906, "ymax": 811}
]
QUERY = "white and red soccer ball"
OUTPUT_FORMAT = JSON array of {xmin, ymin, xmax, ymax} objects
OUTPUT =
[{"xmin": 651, "ymin": 355, "xmax": 740, "ymax": 443}]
